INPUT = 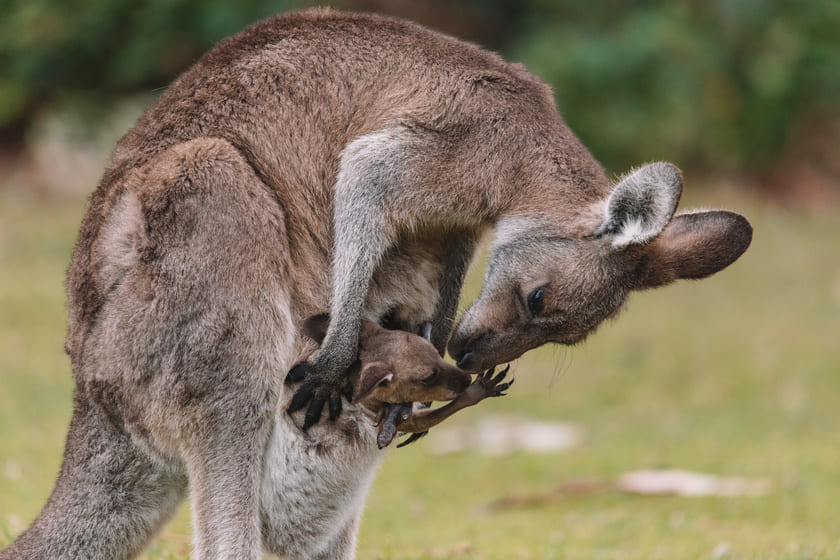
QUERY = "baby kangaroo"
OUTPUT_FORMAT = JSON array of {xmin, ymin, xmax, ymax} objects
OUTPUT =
[{"xmin": 299, "ymin": 314, "xmax": 513, "ymax": 449}]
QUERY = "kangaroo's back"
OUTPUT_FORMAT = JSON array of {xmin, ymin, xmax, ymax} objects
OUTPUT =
[{"xmin": 66, "ymin": 7, "xmax": 562, "ymax": 359}]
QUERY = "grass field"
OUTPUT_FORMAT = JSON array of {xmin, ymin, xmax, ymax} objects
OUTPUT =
[{"xmin": 0, "ymin": 184, "xmax": 838, "ymax": 559}]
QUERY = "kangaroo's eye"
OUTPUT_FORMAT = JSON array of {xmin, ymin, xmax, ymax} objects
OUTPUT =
[
  {"xmin": 526, "ymin": 285, "xmax": 546, "ymax": 316},
  {"xmin": 421, "ymin": 368, "xmax": 439, "ymax": 385}
]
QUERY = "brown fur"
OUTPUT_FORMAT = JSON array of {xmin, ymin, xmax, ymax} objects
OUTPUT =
[
  {"xmin": 66, "ymin": 8, "xmax": 608, "ymax": 360},
  {"xmin": 3, "ymin": 8, "xmax": 750, "ymax": 560},
  {"xmin": 300, "ymin": 314, "xmax": 511, "ymax": 448}
]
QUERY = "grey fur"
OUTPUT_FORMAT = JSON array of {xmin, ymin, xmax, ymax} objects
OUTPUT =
[
  {"xmin": 2, "ymin": 8, "xmax": 751, "ymax": 560},
  {"xmin": 594, "ymin": 162, "xmax": 683, "ymax": 247}
]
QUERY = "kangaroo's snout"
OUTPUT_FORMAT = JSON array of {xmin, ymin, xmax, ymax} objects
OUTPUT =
[
  {"xmin": 447, "ymin": 324, "xmax": 483, "ymax": 372},
  {"xmin": 455, "ymin": 351, "xmax": 475, "ymax": 371}
]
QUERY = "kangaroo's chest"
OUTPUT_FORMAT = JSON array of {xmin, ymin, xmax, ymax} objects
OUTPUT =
[
  {"xmin": 259, "ymin": 408, "xmax": 385, "ymax": 557},
  {"xmin": 364, "ymin": 237, "xmax": 445, "ymax": 327}
]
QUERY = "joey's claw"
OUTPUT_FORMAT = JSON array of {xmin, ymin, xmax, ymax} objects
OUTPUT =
[
  {"xmin": 493, "ymin": 378, "xmax": 514, "ymax": 396},
  {"xmin": 397, "ymin": 431, "xmax": 428, "ymax": 448},
  {"xmin": 469, "ymin": 364, "xmax": 513, "ymax": 398},
  {"xmin": 491, "ymin": 365, "xmax": 511, "ymax": 384}
]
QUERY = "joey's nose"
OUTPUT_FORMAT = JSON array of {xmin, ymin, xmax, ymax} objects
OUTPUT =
[{"xmin": 452, "ymin": 372, "xmax": 471, "ymax": 392}]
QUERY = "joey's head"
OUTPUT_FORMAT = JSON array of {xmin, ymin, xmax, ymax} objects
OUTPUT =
[
  {"xmin": 449, "ymin": 162, "xmax": 753, "ymax": 372},
  {"xmin": 302, "ymin": 315, "xmax": 471, "ymax": 408}
]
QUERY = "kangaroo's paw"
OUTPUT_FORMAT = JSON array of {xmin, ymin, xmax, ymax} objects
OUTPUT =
[{"xmin": 286, "ymin": 360, "xmax": 355, "ymax": 429}]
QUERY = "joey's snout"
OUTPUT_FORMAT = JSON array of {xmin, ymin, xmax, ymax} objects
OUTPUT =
[
  {"xmin": 430, "ymin": 362, "xmax": 471, "ymax": 398},
  {"xmin": 446, "ymin": 366, "xmax": 471, "ymax": 394}
]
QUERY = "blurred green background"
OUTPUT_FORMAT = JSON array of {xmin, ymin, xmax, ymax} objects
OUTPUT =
[
  {"xmin": 1, "ymin": 1, "xmax": 839, "ymax": 559},
  {"xmin": 2, "ymin": 0, "xmax": 840, "ymax": 196}
]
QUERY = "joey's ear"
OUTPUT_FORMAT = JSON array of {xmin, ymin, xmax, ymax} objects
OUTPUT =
[
  {"xmin": 352, "ymin": 362, "xmax": 394, "ymax": 404},
  {"xmin": 595, "ymin": 162, "xmax": 683, "ymax": 247},
  {"xmin": 635, "ymin": 210, "xmax": 753, "ymax": 289},
  {"xmin": 301, "ymin": 313, "xmax": 331, "ymax": 344}
]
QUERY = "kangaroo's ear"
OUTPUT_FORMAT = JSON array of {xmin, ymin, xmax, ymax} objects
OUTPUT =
[
  {"xmin": 635, "ymin": 210, "xmax": 753, "ymax": 289},
  {"xmin": 595, "ymin": 162, "xmax": 683, "ymax": 247},
  {"xmin": 352, "ymin": 362, "xmax": 394, "ymax": 404},
  {"xmin": 301, "ymin": 313, "xmax": 331, "ymax": 344}
]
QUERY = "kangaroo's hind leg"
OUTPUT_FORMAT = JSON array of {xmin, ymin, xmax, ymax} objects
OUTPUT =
[
  {"xmin": 0, "ymin": 398, "xmax": 187, "ymax": 560},
  {"xmin": 3, "ymin": 136, "xmax": 294, "ymax": 560},
  {"xmin": 102, "ymin": 137, "xmax": 293, "ymax": 559}
]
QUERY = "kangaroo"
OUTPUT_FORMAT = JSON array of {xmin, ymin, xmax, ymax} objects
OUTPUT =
[{"xmin": 1, "ymin": 7, "xmax": 752, "ymax": 560}]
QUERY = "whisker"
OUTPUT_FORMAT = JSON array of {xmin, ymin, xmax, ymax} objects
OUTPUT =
[{"xmin": 548, "ymin": 345, "xmax": 571, "ymax": 390}]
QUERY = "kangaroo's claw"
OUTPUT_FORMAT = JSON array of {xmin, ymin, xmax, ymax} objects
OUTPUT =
[
  {"xmin": 286, "ymin": 361, "xmax": 310, "ymax": 385},
  {"xmin": 329, "ymin": 392, "xmax": 343, "ymax": 421},
  {"xmin": 286, "ymin": 360, "xmax": 352, "ymax": 429}
]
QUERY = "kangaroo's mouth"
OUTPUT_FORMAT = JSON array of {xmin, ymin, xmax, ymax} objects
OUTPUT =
[{"xmin": 454, "ymin": 347, "xmax": 525, "ymax": 373}]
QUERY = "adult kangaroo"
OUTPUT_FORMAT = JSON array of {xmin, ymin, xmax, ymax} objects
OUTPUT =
[{"xmin": 1, "ymin": 7, "xmax": 751, "ymax": 560}]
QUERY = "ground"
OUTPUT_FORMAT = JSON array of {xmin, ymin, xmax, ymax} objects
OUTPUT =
[{"xmin": 0, "ymin": 183, "xmax": 837, "ymax": 559}]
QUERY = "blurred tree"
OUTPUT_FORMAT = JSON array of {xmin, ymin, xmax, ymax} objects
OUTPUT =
[
  {"xmin": 0, "ymin": 0, "xmax": 304, "ymax": 147},
  {"xmin": 509, "ymin": 0, "xmax": 840, "ymax": 173},
  {"xmin": 1, "ymin": 0, "xmax": 838, "ymax": 182}
]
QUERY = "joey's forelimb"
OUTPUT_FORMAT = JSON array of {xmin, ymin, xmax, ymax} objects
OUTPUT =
[{"xmin": 380, "ymin": 366, "xmax": 514, "ymax": 448}]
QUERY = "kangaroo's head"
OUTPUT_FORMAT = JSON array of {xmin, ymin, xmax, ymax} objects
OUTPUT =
[
  {"xmin": 448, "ymin": 162, "xmax": 752, "ymax": 372},
  {"xmin": 302, "ymin": 314, "xmax": 471, "ymax": 407}
]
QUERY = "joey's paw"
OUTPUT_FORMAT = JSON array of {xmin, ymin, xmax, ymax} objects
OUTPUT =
[
  {"xmin": 468, "ymin": 364, "xmax": 514, "ymax": 400},
  {"xmin": 377, "ymin": 402, "xmax": 413, "ymax": 449},
  {"xmin": 286, "ymin": 361, "xmax": 354, "ymax": 430}
]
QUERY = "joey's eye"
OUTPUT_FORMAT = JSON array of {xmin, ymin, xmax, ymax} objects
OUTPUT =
[
  {"xmin": 526, "ymin": 285, "xmax": 546, "ymax": 316},
  {"xmin": 421, "ymin": 368, "xmax": 439, "ymax": 385}
]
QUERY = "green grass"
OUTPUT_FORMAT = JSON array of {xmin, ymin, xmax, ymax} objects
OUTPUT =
[{"xmin": 1, "ymin": 185, "xmax": 838, "ymax": 559}]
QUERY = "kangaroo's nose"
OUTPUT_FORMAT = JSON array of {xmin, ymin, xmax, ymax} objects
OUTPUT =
[{"xmin": 455, "ymin": 351, "xmax": 476, "ymax": 371}]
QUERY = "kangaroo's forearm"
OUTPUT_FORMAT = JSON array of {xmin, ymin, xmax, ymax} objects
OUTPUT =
[
  {"xmin": 429, "ymin": 229, "xmax": 481, "ymax": 355},
  {"xmin": 321, "ymin": 134, "xmax": 399, "ymax": 368}
]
